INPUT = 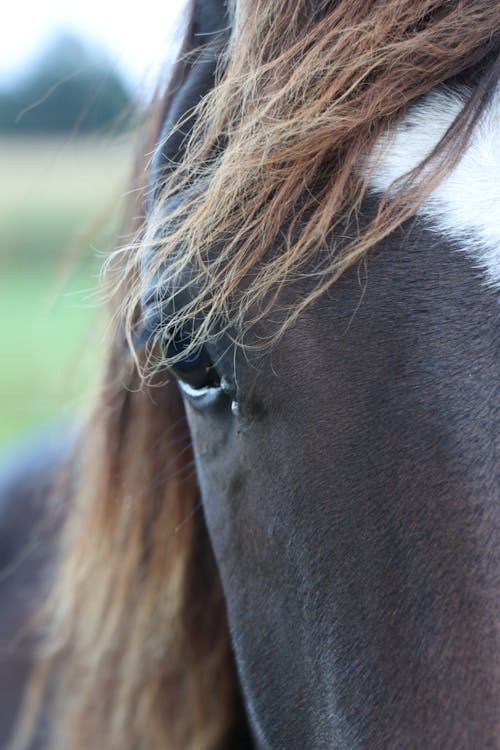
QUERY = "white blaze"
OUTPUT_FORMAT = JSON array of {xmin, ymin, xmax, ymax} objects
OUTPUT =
[{"xmin": 369, "ymin": 85, "xmax": 500, "ymax": 290}]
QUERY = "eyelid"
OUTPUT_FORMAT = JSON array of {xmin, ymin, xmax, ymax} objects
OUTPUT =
[
  {"xmin": 179, "ymin": 375, "xmax": 237, "ymax": 416},
  {"xmin": 135, "ymin": 305, "xmax": 236, "ymax": 403},
  {"xmin": 178, "ymin": 380, "xmax": 216, "ymax": 399}
]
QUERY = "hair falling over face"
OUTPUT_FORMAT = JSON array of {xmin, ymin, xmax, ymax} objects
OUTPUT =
[{"xmin": 12, "ymin": 2, "xmax": 500, "ymax": 749}]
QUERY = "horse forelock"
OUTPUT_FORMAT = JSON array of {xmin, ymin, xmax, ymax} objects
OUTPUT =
[{"xmin": 135, "ymin": 0, "xmax": 500, "ymax": 376}]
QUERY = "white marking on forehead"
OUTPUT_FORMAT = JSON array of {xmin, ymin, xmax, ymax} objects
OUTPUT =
[{"xmin": 369, "ymin": 85, "xmax": 500, "ymax": 290}]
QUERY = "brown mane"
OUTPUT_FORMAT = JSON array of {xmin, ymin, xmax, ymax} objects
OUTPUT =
[
  {"xmin": 15, "ymin": 2, "xmax": 500, "ymax": 749},
  {"xmin": 134, "ymin": 0, "xmax": 499, "ymax": 370}
]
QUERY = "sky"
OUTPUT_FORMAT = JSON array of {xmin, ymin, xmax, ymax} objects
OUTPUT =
[{"xmin": 1, "ymin": 0, "xmax": 187, "ymax": 95}]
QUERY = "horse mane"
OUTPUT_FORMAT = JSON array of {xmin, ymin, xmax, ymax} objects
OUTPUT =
[
  {"xmin": 134, "ymin": 0, "xmax": 499, "ymax": 371},
  {"xmin": 14, "ymin": 2, "xmax": 499, "ymax": 750}
]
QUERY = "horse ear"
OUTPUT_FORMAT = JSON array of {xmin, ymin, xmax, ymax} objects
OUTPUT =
[{"xmin": 149, "ymin": 0, "xmax": 229, "ymax": 207}]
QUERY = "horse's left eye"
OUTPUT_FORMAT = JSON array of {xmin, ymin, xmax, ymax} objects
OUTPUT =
[{"xmin": 161, "ymin": 331, "xmax": 221, "ymax": 393}]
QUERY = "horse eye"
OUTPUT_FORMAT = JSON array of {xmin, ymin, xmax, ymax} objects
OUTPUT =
[{"xmin": 161, "ymin": 330, "xmax": 220, "ymax": 392}]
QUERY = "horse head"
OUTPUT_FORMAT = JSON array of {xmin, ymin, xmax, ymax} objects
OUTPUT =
[{"xmin": 17, "ymin": 2, "xmax": 498, "ymax": 749}]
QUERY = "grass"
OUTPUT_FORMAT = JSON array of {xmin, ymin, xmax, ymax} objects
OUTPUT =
[
  {"xmin": 0, "ymin": 266, "xmax": 102, "ymax": 442},
  {"xmin": 0, "ymin": 134, "xmax": 135, "ymax": 446}
]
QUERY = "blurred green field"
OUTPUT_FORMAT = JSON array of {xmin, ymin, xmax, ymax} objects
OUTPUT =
[{"xmin": 0, "ymin": 135, "xmax": 135, "ymax": 445}]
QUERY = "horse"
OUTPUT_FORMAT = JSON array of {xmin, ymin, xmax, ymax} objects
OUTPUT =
[{"xmin": 2, "ymin": 1, "xmax": 499, "ymax": 748}]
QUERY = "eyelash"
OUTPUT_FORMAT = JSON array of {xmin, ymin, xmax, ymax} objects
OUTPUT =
[
  {"xmin": 160, "ymin": 330, "xmax": 221, "ymax": 392},
  {"xmin": 136, "ymin": 309, "xmax": 237, "ymax": 408}
]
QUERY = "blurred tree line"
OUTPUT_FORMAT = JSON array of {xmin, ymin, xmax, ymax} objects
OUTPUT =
[{"xmin": 0, "ymin": 33, "xmax": 135, "ymax": 134}]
